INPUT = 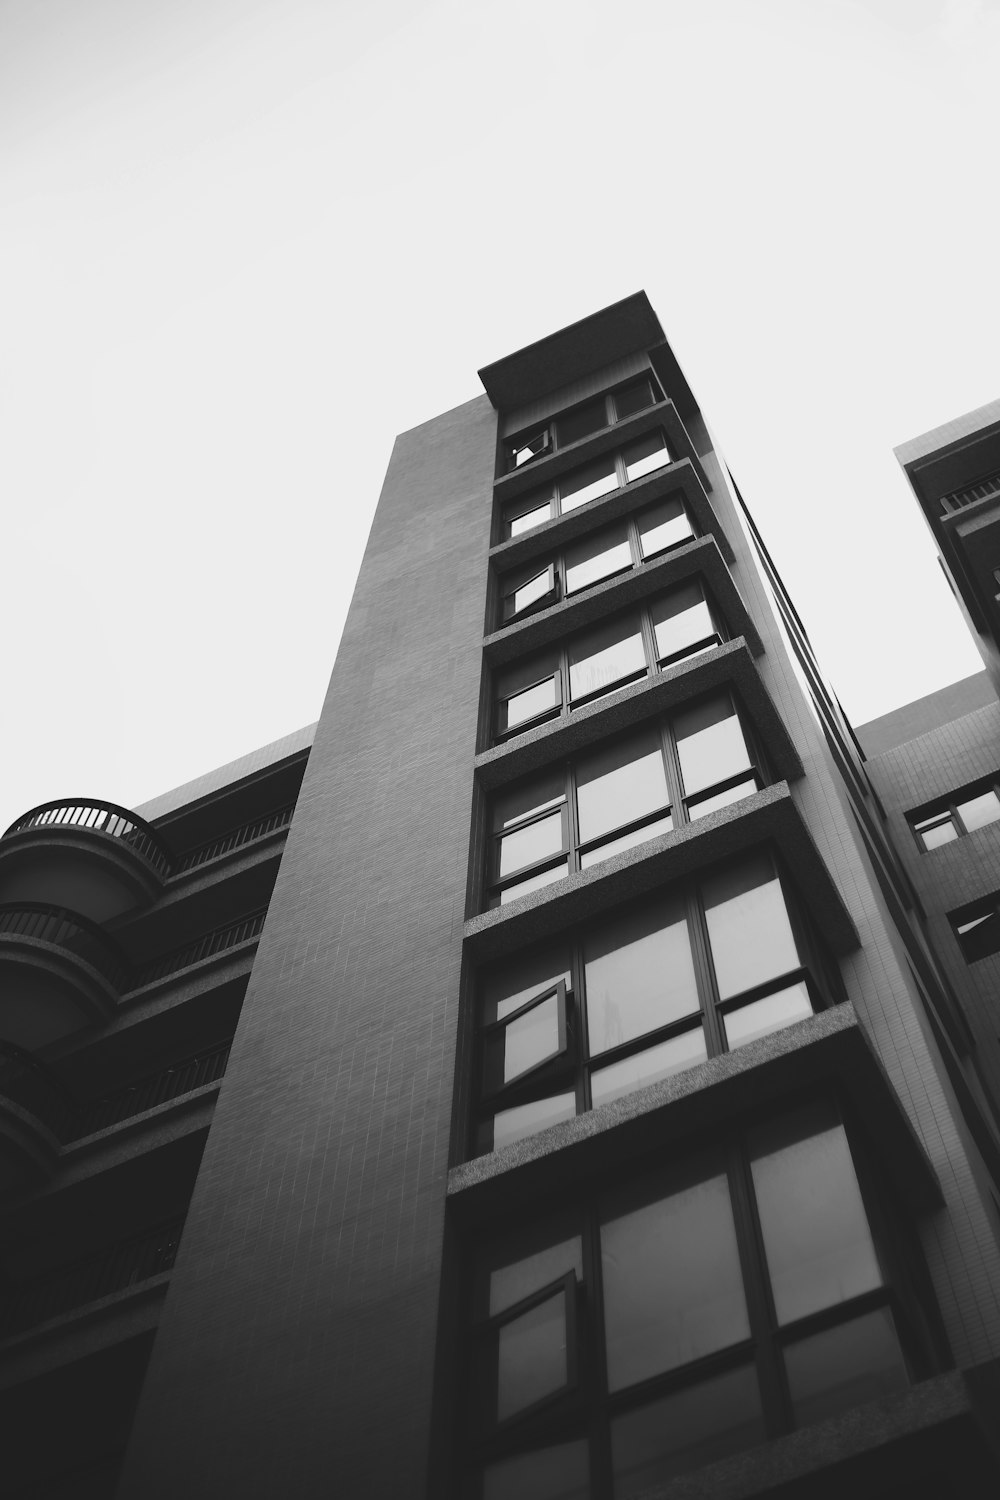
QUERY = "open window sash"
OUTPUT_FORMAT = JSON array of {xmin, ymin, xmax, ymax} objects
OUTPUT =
[{"xmin": 482, "ymin": 980, "xmax": 569, "ymax": 1099}]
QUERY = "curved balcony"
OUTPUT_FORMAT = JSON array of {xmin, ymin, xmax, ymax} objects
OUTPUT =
[
  {"xmin": 0, "ymin": 1040, "xmax": 73, "ymax": 1196},
  {"xmin": 0, "ymin": 904, "xmax": 129, "ymax": 1049},
  {"xmin": 0, "ymin": 799, "xmax": 173, "ymax": 922}
]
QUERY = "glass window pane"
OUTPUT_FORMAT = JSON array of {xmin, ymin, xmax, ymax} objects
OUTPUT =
[
  {"xmin": 584, "ymin": 899, "xmax": 698, "ymax": 1055},
  {"xmin": 509, "ymin": 499, "xmax": 554, "ymax": 537},
  {"xmin": 568, "ymin": 616, "xmax": 646, "ymax": 703},
  {"xmin": 505, "ymin": 566, "xmax": 555, "ymax": 619},
  {"xmin": 557, "ymin": 396, "xmax": 608, "ymax": 447},
  {"xmin": 915, "ymin": 813, "xmax": 958, "ymax": 849},
  {"xmin": 723, "ymin": 981, "xmax": 813, "ymax": 1049},
  {"xmin": 482, "ymin": 1440, "xmax": 589, "ymax": 1500},
  {"xmin": 482, "ymin": 947, "xmax": 572, "ymax": 1024},
  {"xmin": 497, "ymin": 1288, "xmax": 569, "ymax": 1420},
  {"xmin": 499, "ymin": 812, "xmax": 565, "ymax": 879},
  {"xmin": 686, "ymin": 777, "xmax": 759, "ymax": 820},
  {"xmin": 651, "ymin": 582, "xmax": 716, "ymax": 663},
  {"xmin": 602, "ymin": 1169, "xmax": 749, "ymax": 1391},
  {"xmin": 491, "ymin": 1091, "xmax": 577, "ymax": 1151},
  {"xmin": 565, "ymin": 525, "xmax": 632, "ymax": 595},
  {"xmin": 490, "ymin": 1237, "xmax": 583, "ymax": 1316},
  {"xmin": 703, "ymin": 853, "xmax": 800, "ymax": 1001},
  {"xmin": 638, "ymin": 497, "xmax": 693, "ymax": 558},
  {"xmin": 623, "ymin": 431, "xmax": 671, "ymax": 482},
  {"xmin": 576, "ymin": 731, "xmax": 669, "ymax": 846},
  {"xmin": 509, "ymin": 432, "xmax": 549, "ymax": 470},
  {"xmin": 590, "ymin": 1027, "xmax": 706, "ymax": 1108},
  {"xmin": 559, "ymin": 456, "xmax": 619, "ymax": 512},
  {"xmin": 611, "ymin": 1364, "xmax": 763, "ymax": 1495},
  {"xmin": 488, "ymin": 993, "xmax": 561, "ymax": 1088},
  {"xmin": 494, "ymin": 772, "xmax": 565, "ymax": 832},
  {"xmin": 613, "ymin": 377, "xmax": 656, "ymax": 422},
  {"xmin": 499, "ymin": 862, "xmax": 568, "ymax": 905},
  {"xmin": 785, "ymin": 1308, "xmax": 907, "ymax": 1428},
  {"xmin": 579, "ymin": 814, "xmax": 673, "ymax": 869},
  {"xmin": 957, "ymin": 789, "xmax": 1000, "ymax": 832},
  {"xmin": 674, "ymin": 695, "xmax": 752, "ymax": 798},
  {"xmin": 503, "ymin": 677, "xmax": 559, "ymax": 731},
  {"xmin": 749, "ymin": 1105, "xmax": 882, "ymax": 1326}
]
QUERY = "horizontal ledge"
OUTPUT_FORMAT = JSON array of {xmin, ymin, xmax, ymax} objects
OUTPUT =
[
  {"xmin": 475, "ymin": 639, "xmax": 797, "ymax": 790},
  {"xmin": 464, "ymin": 780, "xmax": 855, "ymax": 957},
  {"xmin": 483, "ymin": 536, "xmax": 761, "ymax": 668},
  {"xmin": 489, "ymin": 457, "xmax": 733, "ymax": 572},
  {"xmin": 447, "ymin": 1003, "xmax": 941, "ymax": 1225}
]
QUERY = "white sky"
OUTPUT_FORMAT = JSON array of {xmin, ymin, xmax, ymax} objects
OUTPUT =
[{"xmin": 2, "ymin": 0, "xmax": 998, "ymax": 832}]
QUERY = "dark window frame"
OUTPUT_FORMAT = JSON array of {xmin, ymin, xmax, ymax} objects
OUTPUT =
[
  {"xmin": 463, "ymin": 1098, "xmax": 938, "ymax": 1496},
  {"xmin": 502, "ymin": 426, "xmax": 677, "ymax": 540},
  {"xmin": 502, "ymin": 374, "xmax": 663, "ymax": 477},
  {"xmin": 950, "ymin": 896, "xmax": 1000, "ymax": 963},
  {"xmin": 909, "ymin": 774, "xmax": 1000, "ymax": 851}
]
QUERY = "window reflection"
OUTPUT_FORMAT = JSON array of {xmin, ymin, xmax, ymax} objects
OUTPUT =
[
  {"xmin": 568, "ymin": 616, "xmax": 645, "ymax": 704},
  {"xmin": 560, "ymin": 457, "xmax": 619, "ymax": 512},
  {"xmin": 497, "ymin": 1288, "xmax": 570, "ymax": 1420},
  {"xmin": 638, "ymin": 497, "xmax": 695, "ymax": 558},
  {"xmin": 576, "ymin": 731, "xmax": 669, "ymax": 849},
  {"xmin": 590, "ymin": 1029, "xmax": 706, "ymax": 1107},
  {"xmin": 623, "ymin": 431, "xmax": 672, "ymax": 481},
  {"xmin": 675, "ymin": 695, "xmax": 752, "ymax": 799},
  {"xmin": 703, "ymin": 854, "xmax": 800, "ymax": 1001},
  {"xmin": 651, "ymin": 581, "xmax": 717, "ymax": 664},
  {"xmin": 584, "ymin": 899, "xmax": 697, "ymax": 1055},
  {"xmin": 565, "ymin": 524, "xmax": 632, "ymax": 595}
]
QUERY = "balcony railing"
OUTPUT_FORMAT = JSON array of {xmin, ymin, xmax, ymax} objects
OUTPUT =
[
  {"xmin": 0, "ymin": 1219, "xmax": 184, "ymax": 1338},
  {"xmin": 2, "ymin": 800, "xmax": 173, "ymax": 879},
  {"xmin": 173, "ymin": 803, "xmax": 295, "ymax": 874},
  {"xmin": 0, "ymin": 903, "xmax": 131, "ymax": 991},
  {"xmin": 940, "ymin": 471, "xmax": 1000, "ymax": 516},
  {"xmin": 0, "ymin": 1039, "xmax": 76, "ymax": 1141},
  {"xmin": 66, "ymin": 1041, "xmax": 232, "ymax": 1139},
  {"xmin": 132, "ymin": 908, "xmax": 267, "ymax": 988}
]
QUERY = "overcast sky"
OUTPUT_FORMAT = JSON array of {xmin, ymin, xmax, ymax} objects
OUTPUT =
[{"xmin": 2, "ymin": 0, "xmax": 998, "ymax": 831}]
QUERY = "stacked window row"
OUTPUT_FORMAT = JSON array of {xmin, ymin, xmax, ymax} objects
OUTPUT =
[
  {"xmin": 503, "ymin": 430, "xmax": 676, "ymax": 541},
  {"xmin": 504, "ymin": 374, "xmax": 663, "ymax": 475},
  {"xmin": 466, "ymin": 1099, "xmax": 936, "ymax": 1499},
  {"xmin": 477, "ymin": 851, "xmax": 835, "ymax": 1154},
  {"xmin": 910, "ymin": 774, "xmax": 1000, "ymax": 850},
  {"xmin": 488, "ymin": 693, "xmax": 765, "ymax": 907}
]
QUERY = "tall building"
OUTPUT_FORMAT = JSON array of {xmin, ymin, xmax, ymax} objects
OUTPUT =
[{"xmin": 2, "ymin": 294, "xmax": 1000, "ymax": 1499}]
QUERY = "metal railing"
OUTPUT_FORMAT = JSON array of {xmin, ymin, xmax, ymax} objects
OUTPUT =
[
  {"xmin": 174, "ymin": 803, "xmax": 295, "ymax": 873},
  {"xmin": 66, "ymin": 1041, "xmax": 231, "ymax": 1139},
  {"xmin": 2, "ymin": 799, "xmax": 173, "ymax": 879},
  {"xmin": 0, "ymin": 1039, "xmax": 75, "ymax": 1142},
  {"xmin": 0, "ymin": 1219, "xmax": 184, "ymax": 1338},
  {"xmin": 131, "ymin": 908, "xmax": 267, "ymax": 989},
  {"xmin": 0, "ymin": 903, "xmax": 131, "ymax": 991},
  {"xmin": 940, "ymin": 471, "xmax": 1000, "ymax": 516}
]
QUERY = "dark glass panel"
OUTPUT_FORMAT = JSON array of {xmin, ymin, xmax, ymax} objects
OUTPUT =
[
  {"xmin": 957, "ymin": 788, "xmax": 1000, "ymax": 831},
  {"xmin": 601, "ymin": 1166, "xmax": 749, "ymax": 1391},
  {"xmin": 749, "ymin": 1104, "xmax": 882, "ymax": 1326},
  {"xmin": 498, "ymin": 862, "xmax": 568, "ymax": 904},
  {"xmin": 576, "ymin": 730, "xmax": 668, "ymax": 847},
  {"xmin": 490, "ymin": 1091, "xmax": 577, "ymax": 1151},
  {"xmin": 723, "ymin": 981, "xmax": 813, "ymax": 1049},
  {"xmin": 509, "ymin": 431, "xmax": 550, "ymax": 471},
  {"xmin": 557, "ymin": 396, "xmax": 608, "ymax": 448},
  {"xmin": 651, "ymin": 581, "xmax": 716, "ymax": 663},
  {"xmin": 560, "ymin": 456, "xmax": 619, "ymax": 513},
  {"xmin": 637, "ymin": 496, "xmax": 694, "ymax": 558},
  {"xmin": 494, "ymin": 771, "xmax": 565, "ymax": 832},
  {"xmin": 565, "ymin": 523, "xmax": 632, "ymax": 595},
  {"xmin": 785, "ymin": 1308, "xmax": 908, "ymax": 1428},
  {"xmin": 955, "ymin": 906, "xmax": 1000, "ymax": 960},
  {"xmin": 496, "ymin": 1287, "xmax": 569, "ymax": 1420},
  {"xmin": 611, "ymin": 1363, "xmax": 764, "ymax": 1494},
  {"xmin": 508, "ymin": 498, "xmax": 554, "ymax": 538},
  {"xmin": 584, "ymin": 898, "xmax": 697, "ymax": 1055},
  {"xmin": 612, "ymin": 376, "xmax": 657, "ymax": 422},
  {"xmin": 482, "ymin": 945, "xmax": 572, "ymax": 1025},
  {"xmin": 504, "ymin": 564, "xmax": 556, "ymax": 620},
  {"xmin": 674, "ymin": 694, "xmax": 752, "ymax": 798},
  {"xmin": 568, "ymin": 614, "xmax": 645, "ymax": 703},
  {"xmin": 490, "ymin": 1237, "xmax": 583, "ymax": 1316},
  {"xmin": 623, "ymin": 430, "xmax": 671, "ymax": 482},
  {"xmin": 482, "ymin": 1439, "xmax": 589, "ymax": 1500},
  {"xmin": 496, "ymin": 650, "xmax": 561, "ymax": 732},
  {"xmin": 702, "ymin": 853, "xmax": 800, "ymax": 1001},
  {"xmin": 590, "ymin": 1027, "xmax": 706, "ymax": 1107}
]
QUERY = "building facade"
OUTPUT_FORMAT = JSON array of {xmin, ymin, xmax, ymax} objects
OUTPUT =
[{"xmin": 2, "ymin": 295, "xmax": 1000, "ymax": 1498}]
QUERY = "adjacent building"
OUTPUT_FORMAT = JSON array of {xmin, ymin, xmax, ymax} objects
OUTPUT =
[{"xmin": 2, "ymin": 295, "xmax": 1000, "ymax": 1499}]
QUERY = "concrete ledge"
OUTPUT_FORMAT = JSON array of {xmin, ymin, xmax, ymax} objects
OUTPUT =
[
  {"xmin": 490, "ymin": 457, "xmax": 732, "ymax": 572},
  {"xmin": 0, "ymin": 1276, "xmax": 168, "ymax": 1392},
  {"xmin": 464, "ymin": 782, "xmax": 857, "ymax": 959},
  {"xmin": 475, "ymin": 640, "xmax": 797, "ymax": 790},
  {"xmin": 447, "ymin": 1004, "xmax": 940, "ymax": 1223},
  {"xmin": 483, "ymin": 536, "xmax": 761, "ymax": 668}
]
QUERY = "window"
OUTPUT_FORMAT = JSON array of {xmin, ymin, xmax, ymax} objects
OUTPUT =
[
  {"xmin": 910, "ymin": 775, "xmax": 1000, "ymax": 850},
  {"xmin": 493, "ymin": 580, "xmax": 726, "ymax": 739},
  {"xmin": 503, "ymin": 375, "xmax": 662, "ymax": 475},
  {"xmin": 464, "ymin": 1101, "xmax": 928, "ymax": 1496},
  {"xmin": 487, "ymin": 695, "xmax": 765, "ymax": 907},
  {"xmin": 503, "ymin": 430, "xmax": 675, "ymax": 539},
  {"xmin": 950, "ymin": 895, "xmax": 1000, "ymax": 962},
  {"xmin": 497, "ymin": 496, "xmax": 698, "ymax": 626},
  {"xmin": 475, "ymin": 850, "xmax": 829, "ymax": 1153}
]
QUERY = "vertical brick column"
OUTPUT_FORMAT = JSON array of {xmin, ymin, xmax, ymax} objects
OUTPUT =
[{"xmin": 116, "ymin": 395, "xmax": 496, "ymax": 1498}]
